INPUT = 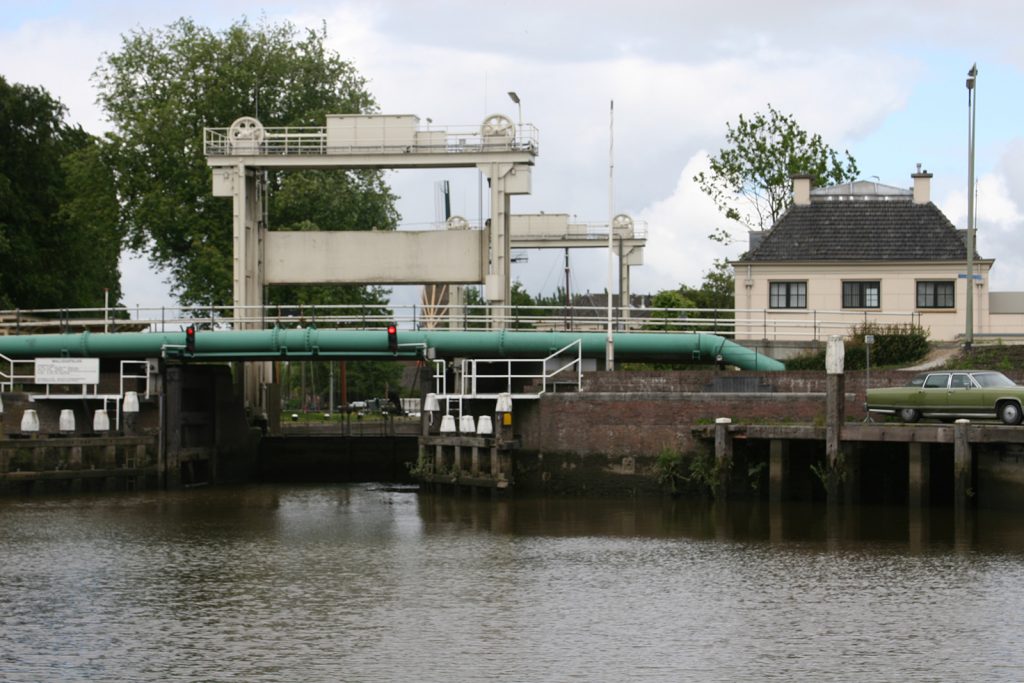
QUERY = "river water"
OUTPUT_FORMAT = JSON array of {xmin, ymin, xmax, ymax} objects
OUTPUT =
[{"xmin": 2, "ymin": 484, "xmax": 1024, "ymax": 682}]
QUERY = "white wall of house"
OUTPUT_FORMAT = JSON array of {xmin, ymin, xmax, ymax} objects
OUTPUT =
[{"xmin": 733, "ymin": 260, "xmax": 999, "ymax": 342}]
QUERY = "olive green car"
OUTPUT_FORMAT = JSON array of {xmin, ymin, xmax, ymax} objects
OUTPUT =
[{"xmin": 866, "ymin": 370, "xmax": 1024, "ymax": 425}]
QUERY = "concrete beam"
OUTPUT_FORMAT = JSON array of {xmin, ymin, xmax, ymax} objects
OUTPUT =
[
  {"xmin": 264, "ymin": 230, "xmax": 486, "ymax": 285},
  {"xmin": 207, "ymin": 151, "xmax": 536, "ymax": 171}
]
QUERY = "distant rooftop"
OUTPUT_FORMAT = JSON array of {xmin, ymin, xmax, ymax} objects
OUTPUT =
[
  {"xmin": 738, "ymin": 170, "xmax": 981, "ymax": 263},
  {"xmin": 811, "ymin": 180, "xmax": 911, "ymax": 200}
]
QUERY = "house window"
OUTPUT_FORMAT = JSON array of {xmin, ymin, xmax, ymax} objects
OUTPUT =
[
  {"xmin": 843, "ymin": 281, "xmax": 880, "ymax": 308},
  {"xmin": 917, "ymin": 281, "xmax": 955, "ymax": 308},
  {"xmin": 769, "ymin": 281, "xmax": 806, "ymax": 309}
]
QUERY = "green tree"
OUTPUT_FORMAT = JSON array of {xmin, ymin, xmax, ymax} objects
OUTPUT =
[
  {"xmin": 695, "ymin": 104, "xmax": 859, "ymax": 242},
  {"xmin": 0, "ymin": 76, "xmax": 121, "ymax": 309},
  {"xmin": 646, "ymin": 290, "xmax": 695, "ymax": 331},
  {"xmin": 681, "ymin": 259, "xmax": 734, "ymax": 310},
  {"xmin": 93, "ymin": 17, "xmax": 399, "ymax": 306},
  {"xmin": 281, "ymin": 359, "xmax": 403, "ymax": 409}
]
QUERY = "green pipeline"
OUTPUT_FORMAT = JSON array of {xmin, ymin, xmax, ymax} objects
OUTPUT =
[{"xmin": 0, "ymin": 329, "xmax": 785, "ymax": 371}]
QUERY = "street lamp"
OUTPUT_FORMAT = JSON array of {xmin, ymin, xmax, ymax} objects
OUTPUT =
[
  {"xmin": 507, "ymin": 91, "xmax": 521, "ymax": 128},
  {"xmin": 965, "ymin": 63, "xmax": 978, "ymax": 349}
]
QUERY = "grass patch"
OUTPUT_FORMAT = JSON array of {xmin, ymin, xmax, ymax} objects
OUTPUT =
[{"xmin": 943, "ymin": 344, "xmax": 1024, "ymax": 373}]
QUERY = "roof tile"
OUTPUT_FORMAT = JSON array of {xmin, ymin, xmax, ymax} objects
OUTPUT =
[{"xmin": 739, "ymin": 201, "xmax": 977, "ymax": 262}]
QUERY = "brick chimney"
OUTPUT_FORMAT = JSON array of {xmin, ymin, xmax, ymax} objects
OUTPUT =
[
  {"xmin": 912, "ymin": 164, "xmax": 932, "ymax": 204},
  {"xmin": 792, "ymin": 174, "xmax": 812, "ymax": 206}
]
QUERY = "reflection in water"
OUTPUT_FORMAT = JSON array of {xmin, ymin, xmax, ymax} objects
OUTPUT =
[{"xmin": 2, "ymin": 485, "xmax": 1024, "ymax": 682}]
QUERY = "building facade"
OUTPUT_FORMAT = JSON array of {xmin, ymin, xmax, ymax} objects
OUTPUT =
[{"xmin": 729, "ymin": 171, "xmax": 1021, "ymax": 342}]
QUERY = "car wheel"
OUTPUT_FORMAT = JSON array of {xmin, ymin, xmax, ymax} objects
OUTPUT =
[
  {"xmin": 899, "ymin": 408, "xmax": 921, "ymax": 423},
  {"xmin": 999, "ymin": 401, "xmax": 1023, "ymax": 425}
]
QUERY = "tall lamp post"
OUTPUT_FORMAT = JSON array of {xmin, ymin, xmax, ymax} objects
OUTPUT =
[
  {"xmin": 965, "ymin": 64, "xmax": 978, "ymax": 349},
  {"xmin": 606, "ymin": 100, "xmax": 615, "ymax": 371},
  {"xmin": 507, "ymin": 91, "xmax": 521, "ymax": 129}
]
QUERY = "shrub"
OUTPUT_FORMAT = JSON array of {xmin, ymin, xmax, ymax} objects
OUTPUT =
[{"xmin": 783, "ymin": 323, "xmax": 930, "ymax": 371}]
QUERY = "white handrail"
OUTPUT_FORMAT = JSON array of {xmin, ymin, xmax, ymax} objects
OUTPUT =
[{"xmin": 0, "ymin": 303, "xmax": 924, "ymax": 341}]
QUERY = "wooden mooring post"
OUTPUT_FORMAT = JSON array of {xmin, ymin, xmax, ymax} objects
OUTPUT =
[
  {"xmin": 824, "ymin": 336, "xmax": 846, "ymax": 504},
  {"xmin": 953, "ymin": 419, "xmax": 973, "ymax": 513}
]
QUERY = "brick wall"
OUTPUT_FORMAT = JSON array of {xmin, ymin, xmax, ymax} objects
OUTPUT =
[{"xmin": 517, "ymin": 368, "xmax": 1012, "ymax": 459}]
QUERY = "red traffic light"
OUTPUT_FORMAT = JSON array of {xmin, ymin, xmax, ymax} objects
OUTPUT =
[
  {"xmin": 185, "ymin": 325, "xmax": 196, "ymax": 354},
  {"xmin": 387, "ymin": 324, "xmax": 398, "ymax": 353}
]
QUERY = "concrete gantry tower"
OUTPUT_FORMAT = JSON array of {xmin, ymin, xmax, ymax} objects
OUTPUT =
[{"xmin": 204, "ymin": 113, "xmax": 538, "ymax": 409}]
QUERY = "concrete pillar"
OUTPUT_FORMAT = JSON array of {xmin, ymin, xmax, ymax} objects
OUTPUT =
[
  {"xmin": 483, "ymin": 163, "xmax": 512, "ymax": 327},
  {"xmin": 769, "ymin": 439, "xmax": 789, "ymax": 504},
  {"xmin": 453, "ymin": 445, "xmax": 462, "ymax": 476},
  {"xmin": 449, "ymin": 285, "xmax": 466, "ymax": 330},
  {"xmin": 714, "ymin": 417, "xmax": 733, "ymax": 498},
  {"xmin": 229, "ymin": 166, "xmax": 268, "ymax": 411},
  {"xmin": 618, "ymin": 241, "xmax": 630, "ymax": 328},
  {"xmin": 954, "ymin": 419, "xmax": 973, "ymax": 513},
  {"xmin": 908, "ymin": 442, "xmax": 931, "ymax": 507},
  {"xmin": 434, "ymin": 444, "xmax": 443, "ymax": 473},
  {"xmin": 471, "ymin": 446, "xmax": 480, "ymax": 476}
]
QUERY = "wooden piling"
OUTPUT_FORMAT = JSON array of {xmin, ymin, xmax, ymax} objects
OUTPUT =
[
  {"xmin": 769, "ymin": 438, "xmax": 788, "ymax": 504},
  {"xmin": 954, "ymin": 419, "xmax": 973, "ymax": 513},
  {"xmin": 908, "ymin": 442, "xmax": 930, "ymax": 507},
  {"xmin": 714, "ymin": 417, "xmax": 732, "ymax": 498}
]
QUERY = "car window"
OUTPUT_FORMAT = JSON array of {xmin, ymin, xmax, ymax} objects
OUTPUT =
[
  {"xmin": 906, "ymin": 374, "xmax": 928, "ymax": 387},
  {"xmin": 974, "ymin": 372, "xmax": 1017, "ymax": 388},
  {"xmin": 950, "ymin": 374, "xmax": 972, "ymax": 389},
  {"xmin": 924, "ymin": 373, "xmax": 950, "ymax": 389}
]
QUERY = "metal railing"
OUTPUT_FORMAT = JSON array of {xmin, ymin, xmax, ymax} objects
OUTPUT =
[
  {"xmin": 457, "ymin": 339, "xmax": 583, "ymax": 399},
  {"xmin": 203, "ymin": 122, "xmax": 540, "ymax": 157},
  {"xmin": 0, "ymin": 303, "xmax": 923, "ymax": 341},
  {"xmin": 427, "ymin": 339, "xmax": 582, "ymax": 419},
  {"xmin": 0, "ymin": 352, "xmax": 35, "ymax": 392}
]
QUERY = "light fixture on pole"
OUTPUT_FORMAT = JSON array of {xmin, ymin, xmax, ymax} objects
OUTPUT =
[
  {"xmin": 965, "ymin": 63, "xmax": 978, "ymax": 349},
  {"xmin": 507, "ymin": 91, "xmax": 521, "ymax": 129}
]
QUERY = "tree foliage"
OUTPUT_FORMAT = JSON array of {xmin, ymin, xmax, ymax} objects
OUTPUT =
[
  {"xmin": 280, "ymin": 359, "xmax": 405, "ymax": 409},
  {"xmin": 93, "ymin": 17, "xmax": 399, "ymax": 306},
  {"xmin": 680, "ymin": 258, "xmax": 734, "ymax": 310},
  {"xmin": 784, "ymin": 323, "xmax": 929, "ymax": 371},
  {"xmin": 0, "ymin": 76, "xmax": 121, "ymax": 309},
  {"xmin": 695, "ymin": 104, "xmax": 859, "ymax": 242}
]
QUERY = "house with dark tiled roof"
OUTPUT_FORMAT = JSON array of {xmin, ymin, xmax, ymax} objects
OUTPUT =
[{"xmin": 731, "ymin": 170, "xmax": 1000, "ymax": 342}]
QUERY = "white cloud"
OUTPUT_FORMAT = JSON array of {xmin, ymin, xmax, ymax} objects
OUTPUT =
[
  {"xmin": 939, "ymin": 146, "xmax": 1024, "ymax": 292},
  {"xmin": 5, "ymin": 1, "xmax": 1024, "ymax": 309},
  {"xmin": 633, "ymin": 153, "xmax": 737, "ymax": 294}
]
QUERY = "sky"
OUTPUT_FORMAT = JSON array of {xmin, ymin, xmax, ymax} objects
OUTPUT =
[{"xmin": 3, "ymin": 0, "xmax": 1024, "ymax": 313}]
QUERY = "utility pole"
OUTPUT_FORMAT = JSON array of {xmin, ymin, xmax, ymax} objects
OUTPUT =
[{"xmin": 606, "ymin": 99, "xmax": 615, "ymax": 370}]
